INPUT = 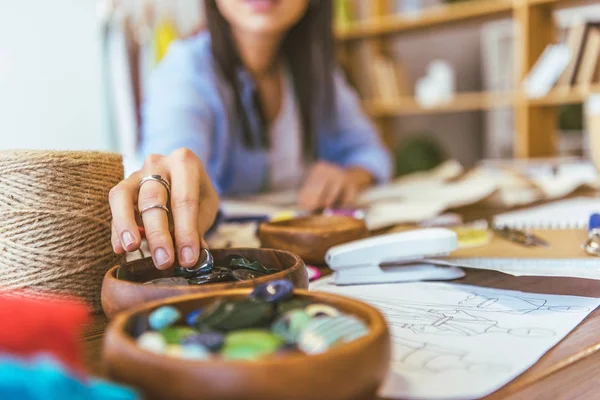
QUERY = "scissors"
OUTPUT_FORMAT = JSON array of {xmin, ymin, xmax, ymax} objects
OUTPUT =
[
  {"xmin": 490, "ymin": 225, "xmax": 551, "ymax": 248},
  {"xmin": 584, "ymin": 213, "xmax": 600, "ymax": 256}
]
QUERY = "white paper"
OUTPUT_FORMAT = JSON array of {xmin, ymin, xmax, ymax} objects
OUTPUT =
[
  {"xmin": 220, "ymin": 199, "xmax": 296, "ymax": 218},
  {"xmin": 365, "ymin": 201, "xmax": 448, "ymax": 230},
  {"xmin": 448, "ymin": 257, "xmax": 600, "ymax": 280},
  {"xmin": 493, "ymin": 196, "xmax": 600, "ymax": 230},
  {"xmin": 311, "ymin": 277, "xmax": 600, "ymax": 400},
  {"xmin": 358, "ymin": 170, "xmax": 498, "ymax": 207}
]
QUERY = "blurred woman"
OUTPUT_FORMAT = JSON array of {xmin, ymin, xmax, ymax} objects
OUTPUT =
[{"xmin": 109, "ymin": 0, "xmax": 392, "ymax": 270}]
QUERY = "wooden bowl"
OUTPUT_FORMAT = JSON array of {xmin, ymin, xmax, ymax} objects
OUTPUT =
[
  {"xmin": 101, "ymin": 248, "xmax": 308, "ymax": 319},
  {"xmin": 258, "ymin": 215, "xmax": 369, "ymax": 265},
  {"xmin": 103, "ymin": 289, "xmax": 391, "ymax": 400}
]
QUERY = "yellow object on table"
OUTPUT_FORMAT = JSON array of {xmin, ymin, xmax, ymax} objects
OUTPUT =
[
  {"xmin": 270, "ymin": 210, "xmax": 302, "ymax": 222},
  {"xmin": 452, "ymin": 226, "xmax": 492, "ymax": 249}
]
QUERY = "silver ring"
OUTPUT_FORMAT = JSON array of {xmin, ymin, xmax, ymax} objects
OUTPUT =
[
  {"xmin": 139, "ymin": 174, "xmax": 171, "ymax": 197},
  {"xmin": 184, "ymin": 248, "xmax": 214, "ymax": 271},
  {"xmin": 140, "ymin": 204, "xmax": 170, "ymax": 215}
]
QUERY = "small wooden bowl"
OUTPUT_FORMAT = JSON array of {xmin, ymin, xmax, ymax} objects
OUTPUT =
[
  {"xmin": 103, "ymin": 289, "xmax": 391, "ymax": 400},
  {"xmin": 101, "ymin": 248, "xmax": 308, "ymax": 319},
  {"xmin": 258, "ymin": 215, "xmax": 369, "ymax": 265}
]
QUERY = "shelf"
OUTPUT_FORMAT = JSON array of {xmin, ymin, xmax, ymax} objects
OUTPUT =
[
  {"xmin": 524, "ymin": 0, "xmax": 596, "ymax": 8},
  {"xmin": 335, "ymin": 0, "xmax": 513, "ymax": 41},
  {"xmin": 363, "ymin": 91, "xmax": 515, "ymax": 117},
  {"xmin": 334, "ymin": 0, "xmax": 597, "ymax": 41},
  {"xmin": 363, "ymin": 85, "xmax": 600, "ymax": 117},
  {"xmin": 524, "ymin": 85, "xmax": 600, "ymax": 106}
]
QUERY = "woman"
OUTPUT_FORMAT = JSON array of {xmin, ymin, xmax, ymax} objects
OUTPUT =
[{"xmin": 109, "ymin": 0, "xmax": 392, "ymax": 270}]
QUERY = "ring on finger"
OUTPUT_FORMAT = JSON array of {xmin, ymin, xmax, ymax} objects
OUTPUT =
[
  {"xmin": 184, "ymin": 248, "xmax": 214, "ymax": 271},
  {"xmin": 140, "ymin": 204, "xmax": 170, "ymax": 215},
  {"xmin": 139, "ymin": 174, "xmax": 171, "ymax": 197}
]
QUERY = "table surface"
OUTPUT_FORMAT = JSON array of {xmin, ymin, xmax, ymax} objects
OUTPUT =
[{"xmin": 83, "ymin": 196, "xmax": 600, "ymax": 400}]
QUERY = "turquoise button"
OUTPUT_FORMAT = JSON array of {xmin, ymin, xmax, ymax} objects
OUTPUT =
[
  {"xmin": 180, "ymin": 344, "xmax": 211, "ymax": 360},
  {"xmin": 298, "ymin": 315, "xmax": 369, "ymax": 355},
  {"xmin": 148, "ymin": 306, "xmax": 181, "ymax": 330},
  {"xmin": 272, "ymin": 310, "xmax": 312, "ymax": 344}
]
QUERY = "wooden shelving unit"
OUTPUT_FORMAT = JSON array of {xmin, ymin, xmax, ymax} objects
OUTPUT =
[
  {"xmin": 524, "ymin": 84, "xmax": 600, "ymax": 106},
  {"xmin": 364, "ymin": 91, "xmax": 515, "ymax": 117},
  {"xmin": 335, "ymin": 0, "xmax": 599, "ymax": 158},
  {"xmin": 335, "ymin": 0, "xmax": 514, "ymax": 40},
  {"xmin": 363, "ymin": 84, "xmax": 600, "ymax": 117}
]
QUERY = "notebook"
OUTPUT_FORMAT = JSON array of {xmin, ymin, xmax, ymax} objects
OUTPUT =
[{"xmin": 493, "ymin": 196, "xmax": 600, "ymax": 229}]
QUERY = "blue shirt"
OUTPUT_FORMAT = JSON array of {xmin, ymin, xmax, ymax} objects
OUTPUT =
[{"xmin": 139, "ymin": 31, "xmax": 392, "ymax": 196}]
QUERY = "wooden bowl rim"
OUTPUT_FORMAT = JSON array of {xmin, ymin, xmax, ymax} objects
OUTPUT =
[
  {"xmin": 259, "ymin": 215, "xmax": 367, "ymax": 234},
  {"xmin": 103, "ymin": 248, "xmax": 305, "ymax": 290},
  {"xmin": 106, "ymin": 288, "xmax": 388, "ymax": 367}
]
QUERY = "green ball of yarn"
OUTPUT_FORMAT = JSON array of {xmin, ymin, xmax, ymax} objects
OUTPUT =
[{"xmin": 394, "ymin": 136, "xmax": 447, "ymax": 176}]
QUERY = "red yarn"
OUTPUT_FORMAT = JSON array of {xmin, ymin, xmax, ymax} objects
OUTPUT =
[{"xmin": 0, "ymin": 292, "xmax": 90, "ymax": 375}]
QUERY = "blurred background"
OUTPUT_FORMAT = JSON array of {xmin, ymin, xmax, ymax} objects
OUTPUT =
[{"xmin": 1, "ymin": 0, "xmax": 600, "ymax": 177}]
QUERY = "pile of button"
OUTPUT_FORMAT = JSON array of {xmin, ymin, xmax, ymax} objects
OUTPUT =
[
  {"xmin": 135, "ymin": 280, "xmax": 369, "ymax": 360},
  {"xmin": 144, "ymin": 255, "xmax": 280, "ymax": 286}
]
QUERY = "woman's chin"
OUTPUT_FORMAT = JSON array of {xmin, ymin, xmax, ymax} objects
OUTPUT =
[{"xmin": 236, "ymin": 19, "xmax": 293, "ymax": 37}]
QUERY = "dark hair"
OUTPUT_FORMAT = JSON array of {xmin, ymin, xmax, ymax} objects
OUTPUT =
[{"xmin": 204, "ymin": 0, "xmax": 336, "ymax": 156}]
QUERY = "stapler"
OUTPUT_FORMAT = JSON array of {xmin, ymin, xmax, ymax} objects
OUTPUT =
[{"xmin": 324, "ymin": 228, "xmax": 465, "ymax": 285}]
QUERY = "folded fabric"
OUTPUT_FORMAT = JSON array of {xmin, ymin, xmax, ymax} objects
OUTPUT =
[
  {"xmin": 0, "ymin": 293, "xmax": 90, "ymax": 374},
  {"xmin": 0, "ymin": 354, "xmax": 139, "ymax": 400}
]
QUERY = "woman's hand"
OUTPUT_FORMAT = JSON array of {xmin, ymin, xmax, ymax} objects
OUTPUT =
[
  {"xmin": 108, "ymin": 148, "xmax": 219, "ymax": 270},
  {"xmin": 298, "ymin": 161, "xmax": 373, "ymax": 212}
]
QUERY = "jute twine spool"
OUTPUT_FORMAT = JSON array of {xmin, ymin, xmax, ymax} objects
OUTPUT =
[{"xmin": 0, "ymin": 150, "xmax": 125, "ymax": 312}]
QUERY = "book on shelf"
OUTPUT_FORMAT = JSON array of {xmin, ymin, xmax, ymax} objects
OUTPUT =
[
  {"xmin": 556, "ymin": 20, "xmax": 589, "ymax": 88},
  {"xmin": 523, "ymin": 44, "xmax": 571, "ymax": 98},
  {"xmin": 334, "ymin": 0, "xmax": 370, "ymax": 26},
  {"xmin": 556, "ymin": 20, "xmax": 600, "ymax": 90},
  {"xmin": 576, "ymin": 25, "xmax": 600, "ymax": 86},
  {"xmin": 367, "ymin": 54, "xmax": 410, "ymax": 103}
]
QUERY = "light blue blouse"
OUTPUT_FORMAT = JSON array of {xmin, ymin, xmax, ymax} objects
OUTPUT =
[{"xmin": 139, "ymin": 31, "xmax": 392, "ymax": 196}]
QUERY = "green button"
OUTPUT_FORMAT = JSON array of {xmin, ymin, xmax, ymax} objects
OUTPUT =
[
  {"xmin": 221, "ymin": 329, "xmax": 283, "ymax": 360},
  {"xmin": 160, "ymin": 326, "xmax": 197, "ymax": 344}
]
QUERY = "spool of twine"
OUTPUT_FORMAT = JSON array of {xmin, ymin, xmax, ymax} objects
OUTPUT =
[{"xmin": 0, "ymin": 150, "xmax": 125, "ymax": 312}]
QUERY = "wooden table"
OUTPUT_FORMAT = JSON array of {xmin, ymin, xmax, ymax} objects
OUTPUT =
[{"xmin": 83, "ymin": 201, "xmax": 600, "ymax": 400}]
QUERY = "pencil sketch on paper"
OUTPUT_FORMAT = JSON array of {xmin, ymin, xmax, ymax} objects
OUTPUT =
[
  {"xmin": 455, "ymin": 292, "xmax": 591, "ymax": 314},
  {"xmin": 387, "ymin": 305, "xmax": 553, "ymax": 337},
  {"xmin": 391, "ymin": 336, "xmax": 511, "ymax": 375},
  {"xmin": 355, "ymin": 288, "xmax": 590, "ymax": 316},
  {"xmin": 364, "ymin": 299, "xmax": 555, "ymax": 338}
]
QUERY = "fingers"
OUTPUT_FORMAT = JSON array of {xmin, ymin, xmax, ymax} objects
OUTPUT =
[
  {"xmin": 111, "ymin": 222, "xmax": 124, "ymax": 254},
  {"xmin": 108, "ymin": 149, "xmax": 221, "ymax": 271},
  {"xmin": 321, "ymin": 177, "xmax": 345, "ymax": 209},
  {"xmin": 299, "ymin": 163, "xmax": 324, "ymax": 211},
  {"xmin": 196, "ymin": 169, "xmax": 220, "ymax": 238},
  {"xmin": 169, "ymin": 149, "xmax": 202, "ymax": 268},
  {"xmin": 299, "ymin": 170, "xmax": 328, "ymax": 212},
  {"xmin": 138, "ymin": 168, "xmax": 174, "ymax": 270},
  {"xmin": 341, "ymin": 182, "xmax": 358, "ymax": 207},
  {"xmin": 299, "ymin": 162, "xmax": 348, "ymax": 211},
  {"xmin": 109, "ymin": 171, "xmax": 142, "ymax": 253}
]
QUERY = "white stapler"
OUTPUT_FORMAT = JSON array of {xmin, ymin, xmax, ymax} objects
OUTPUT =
[{"xmin": 325, "ymin": 228, "xmax": 465, "ymax": 285}]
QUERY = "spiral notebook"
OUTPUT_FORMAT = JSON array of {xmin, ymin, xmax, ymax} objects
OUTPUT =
[{"xmin": 493, "ymin": 196, "xmax": 600, "ymax": 229}]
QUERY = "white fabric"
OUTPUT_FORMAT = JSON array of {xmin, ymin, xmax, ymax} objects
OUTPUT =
[{"xmin": 267, "ymin": 72, "xmax": 305, "ymax": 191}]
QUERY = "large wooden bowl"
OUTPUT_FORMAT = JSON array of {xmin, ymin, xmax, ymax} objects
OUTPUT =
[
  {"xmin": 103, "ymin": 288, "xmax": 391, "ymax": 400},
  {"xmin": 258, "ymin": 215, "xmax": 369, "ymax": 265},
  {"xmin": 101, "ymin": 248, "xmax": 308, "ymax": 319}
]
